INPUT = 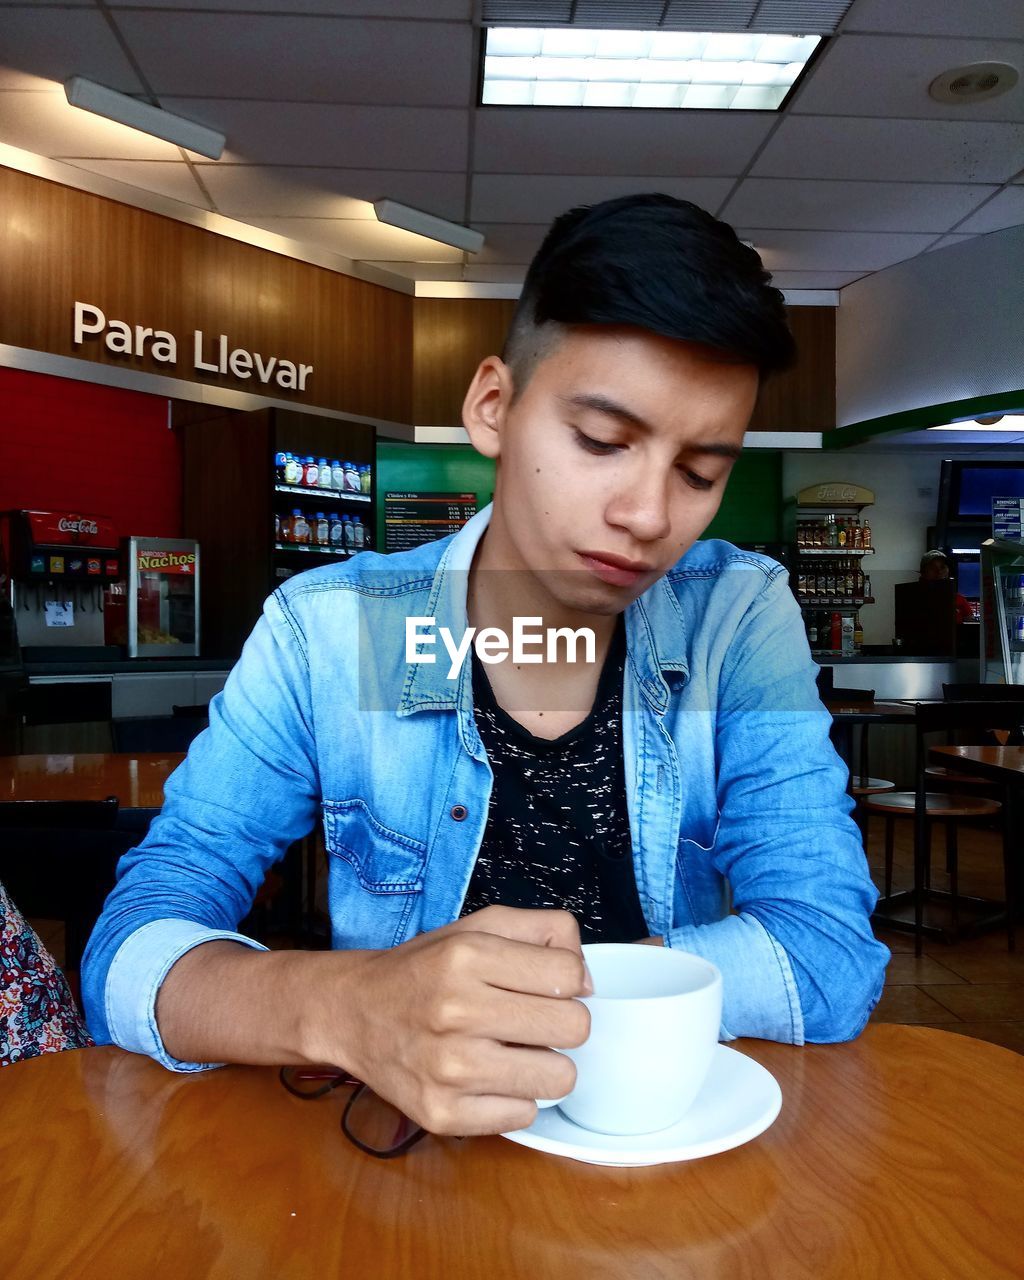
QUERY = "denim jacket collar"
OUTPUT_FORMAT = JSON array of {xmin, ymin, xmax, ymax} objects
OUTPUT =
[{"xmin": 399, "ymin": 504, "xmax": 690, "ymax": 729}]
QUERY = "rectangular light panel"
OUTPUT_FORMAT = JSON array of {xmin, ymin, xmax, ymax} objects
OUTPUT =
[{"xmin": 481, "ymin": 29, "xmax": 821, "ymax": 109}]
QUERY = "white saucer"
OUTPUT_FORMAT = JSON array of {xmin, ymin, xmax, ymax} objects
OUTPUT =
[{"xmin": 501, "ymin": 1044, "xmax": 782, "ymax": 1167}]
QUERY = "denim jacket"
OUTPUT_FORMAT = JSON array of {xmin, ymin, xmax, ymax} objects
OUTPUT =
[{"xmin": 82, "ymin": 505, "xmax": 887, "ymax": 1069}]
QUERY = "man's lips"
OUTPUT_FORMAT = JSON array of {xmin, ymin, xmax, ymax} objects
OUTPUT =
[{"xmin": 577, "ymin": 550, "xmax": 655, "ymax": 587}]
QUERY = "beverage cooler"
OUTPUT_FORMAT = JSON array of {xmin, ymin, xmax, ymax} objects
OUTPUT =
[
  {"xmin": 980, "ymin": 537, "xmax": 1024, "ymax": 684},
  {"xmin": 126, "ymin": 536, "xmax": 201, "ymax": 658}
]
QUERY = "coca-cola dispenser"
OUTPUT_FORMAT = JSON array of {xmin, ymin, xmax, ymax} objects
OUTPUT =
[{"xmin": 1, "ymin": 509, "xmax": 121, "ymax": 652}]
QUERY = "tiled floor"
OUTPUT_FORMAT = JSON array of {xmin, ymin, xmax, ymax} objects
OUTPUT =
[
  {"xmin": 866, "ymin": 814, "xmax": 1022, "ymax": 1055},
  {"xmin": 27, "ymin": 813, "xmax": 1022, "ymax": 1056}
]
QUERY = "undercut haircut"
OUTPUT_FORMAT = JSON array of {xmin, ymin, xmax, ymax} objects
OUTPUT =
[{"xmin": 503, "ymin": 193, "xmax": 795, "ymax": 397}]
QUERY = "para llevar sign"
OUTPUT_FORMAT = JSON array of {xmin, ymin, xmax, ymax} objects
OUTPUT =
[{"xmin": 72, "ymin": 301, "xmax": 314, "ymax": 391}]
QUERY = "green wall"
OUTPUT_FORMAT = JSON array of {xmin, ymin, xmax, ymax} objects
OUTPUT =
[
  {"xmin": 375, "ymin": 443, "xmax": 781, "ymax": 549},
  {"xmin": 375, "ymin": 443, "xmax": 496, "ymax": 549}
]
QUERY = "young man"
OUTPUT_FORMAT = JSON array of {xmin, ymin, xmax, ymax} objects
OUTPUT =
[{"xmin": 82, "ymin": 195, "xmax": 887, "ymax": 1137}]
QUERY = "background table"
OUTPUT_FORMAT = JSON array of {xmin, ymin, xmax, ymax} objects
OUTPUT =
[
  {"xmin": 0, "ymin": 752, "xmax": 185, "ymax": 809},
  {"xmin": 1, "ymin": 1025, "xmax": 1021, "ymax": 1279}
]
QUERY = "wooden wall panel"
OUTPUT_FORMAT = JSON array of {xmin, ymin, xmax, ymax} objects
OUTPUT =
[
  {"xmin": 0, "ymin": 166, "xmax": 413, "ymax": 424},
  {"xmin": 413, "ymin": 296, "xmax": 835, "ymax": 431},
  {"xmin": 749, "ymin": 306, "xmax": 836, "ymax": 432},
  {"xmin": 413, "ymin": 297, "xmax": 517, "ymax": 426}
]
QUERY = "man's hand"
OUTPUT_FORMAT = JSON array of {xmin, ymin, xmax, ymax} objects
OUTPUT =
[{"xmin": 305, "ymin": 906, "xmax": 592, "ymax": 1137}]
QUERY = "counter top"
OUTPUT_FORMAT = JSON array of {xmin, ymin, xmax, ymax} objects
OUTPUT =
[{"xmin": 25, "ymin": 658, "xmax": 235, "ymax": 677}]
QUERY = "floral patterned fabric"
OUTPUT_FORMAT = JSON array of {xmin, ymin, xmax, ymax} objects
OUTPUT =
[{"xmin": 1, "ymin": 880, "xmax": 92, "ymax": 1067}]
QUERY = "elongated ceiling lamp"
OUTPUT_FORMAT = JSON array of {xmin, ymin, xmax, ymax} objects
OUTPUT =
[
  {"xmin": 373, "ymin": 199, "xmax": 484, "ymax": 254},
  {"xmin": 64, "ymin": 76, "xmax": 226, "ymax": 160}
]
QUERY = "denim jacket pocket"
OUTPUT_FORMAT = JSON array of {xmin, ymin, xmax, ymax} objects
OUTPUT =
[{"xmin": 323, "ymin": 799, "xmax": 427, "ymax": 894}]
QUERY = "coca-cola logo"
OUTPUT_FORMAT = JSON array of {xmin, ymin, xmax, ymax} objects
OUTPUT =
[{"xmin": 58, "ymin": 517, "xmax": 99, "ymax": 535}]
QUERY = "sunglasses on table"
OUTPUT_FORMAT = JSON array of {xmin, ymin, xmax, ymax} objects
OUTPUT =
[{"xmin": 279, "ymin": 1066, "xmax": 429, "ymax": 1159}]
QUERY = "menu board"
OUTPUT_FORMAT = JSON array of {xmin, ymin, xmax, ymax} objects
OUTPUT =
[
  {"xmin": 993, "ymin": 497, "xmax": 1024, "ymax": 542},
  {"xmin": 384, "ymin": 492, "xmax": 479, "ymax": 553}
]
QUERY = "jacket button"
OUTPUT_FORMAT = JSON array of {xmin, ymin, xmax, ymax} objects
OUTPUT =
[{"xmin": 450, "ymin": 804, "xmax": 468, "ymax": 821}]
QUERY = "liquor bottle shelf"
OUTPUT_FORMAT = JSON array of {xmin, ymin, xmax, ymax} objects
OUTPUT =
[
  {"xmin": 797, "ymin": 547, "xmax": 874, "ymax": 556},
  {"xmin": 799, "ymin": 597, "xmax": 875, "ymax": 608},
  {"xmin": 274, "ymin": 484, "xmax": 371, "ymax": 503}
]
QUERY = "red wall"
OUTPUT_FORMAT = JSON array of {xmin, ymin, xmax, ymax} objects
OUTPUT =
[{"xmin": 0, "ymin": 367, "xmax": 182, "ymax": 537}]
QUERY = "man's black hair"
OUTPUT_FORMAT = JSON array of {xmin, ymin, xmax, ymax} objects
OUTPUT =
[{"xmin": 503, "ymin": 193, "xmax": 795, "ymax": 393}]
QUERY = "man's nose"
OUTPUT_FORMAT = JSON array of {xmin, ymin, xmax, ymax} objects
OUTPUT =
[{"xmin": 605, "ymin": 468, "xmax": 672, "ymax": 543}]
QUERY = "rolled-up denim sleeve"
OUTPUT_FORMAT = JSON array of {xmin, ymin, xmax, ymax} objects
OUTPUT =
[
  {"xmin": 667, "ymin": 569, "xmax": 889, "ymax": 1044},
  {"xmin": 81, "ymin": 589, "xmax": 320, "ymax": 1069}
]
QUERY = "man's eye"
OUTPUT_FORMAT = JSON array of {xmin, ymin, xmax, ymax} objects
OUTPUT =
[
  {"xmin": 679, "ymin": 467, "xmax": 714, "ymax": 491},
  {"xmin": 573, "ymin": 429, "xmax": 620, "ymax": 456}
]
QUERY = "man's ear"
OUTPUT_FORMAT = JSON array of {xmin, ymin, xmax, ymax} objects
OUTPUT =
[{"xmin": 462, "ymin": 356, "xmax": 514, "ymax": 460}]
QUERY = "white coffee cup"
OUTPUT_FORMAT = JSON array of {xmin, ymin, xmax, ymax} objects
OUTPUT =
[{"xmin": 544, "ymin": 942, "xmax": 722, "ymax": 1136}]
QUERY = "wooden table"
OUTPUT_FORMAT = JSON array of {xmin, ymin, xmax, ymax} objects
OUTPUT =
[
  {"xmin": 0, "ymin": 752, "xmax": 185, "ymax": 809},
  {"xmin": 2, "ymin": 1025, "xmax": 1021, "ymax": 1279}
]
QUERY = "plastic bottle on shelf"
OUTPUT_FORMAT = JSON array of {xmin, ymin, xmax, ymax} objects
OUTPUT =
[
  {"xmin": 282, "ymin": 454, "xmax": 298, "ymax": 486},
  {"xmin": 291, "ymin": 509, "xmax": 310, "ymax": 545},
  {"xmin": 315, "ymin": 512, "xmax": 330, "ymax": 545},
  {"xmin": 302, "ymin": 457, "xmax": 318, "ymax": 487},
  {"xmin": 274, "ymin": 451, "xmax": 287, "ymax": 483},
  {"xmin": 344, "ymin": 460, "xmax": 361, "ymax": 492},
  {"xmin": 352, "ymin": 516, "xmax": 364, "ymax": 550},
  {"xmin": 274, "ymin": 512, "xmax": 282, "ymax": 544},
  {"xmin": 341, "ymin": 514, "xmax": 354, "ymax": 551},
  {"xmin": 317, "ymin": 459, "xmax": 332, "ymax": 491},
  {"xmin": 360, "ymin": 465, "xmax": 371, "ymax": 495},
  {"xmin": 331, "ymin": 460, "xmax": 345, "ymax": 492},
  {"xmin": 329, "ymin": 513, "xmax": 344, "ymax": 549}
]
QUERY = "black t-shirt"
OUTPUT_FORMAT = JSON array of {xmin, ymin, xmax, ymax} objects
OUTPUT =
[{"xmin": 460, "ymin": 619, "xmax": 648, "ymax": 944}]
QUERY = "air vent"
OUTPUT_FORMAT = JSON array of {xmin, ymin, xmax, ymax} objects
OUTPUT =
[
  {"xmin": 929, "ymin": 62, "xmax": 1019, "ymax": 104},
  {"xmin": 481, "ymin": 0, "xmax": 853, "ymax": 33}
]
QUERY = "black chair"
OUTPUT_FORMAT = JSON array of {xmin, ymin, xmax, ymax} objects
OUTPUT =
[
  {"xmin": 111, "ymin": 716, "xmax": 206, "ymax": 753},
  {"xmin": 0, "ymin": 798, "xmax": 136, "ymax": 972},
  {"xmin": 867, "ymin": 701, "xmax": 1024, "ymax": 955},
  {"xmin": 829, "ymin": 688, "xmax": 896, "ymax": 839}
]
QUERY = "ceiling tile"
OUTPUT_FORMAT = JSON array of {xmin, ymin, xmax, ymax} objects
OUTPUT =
[
  {"xmin": 116, "ymin": 13, "xmax": 473, "ymax": 106},
  {"xmin": 0, "ymin": 87, "xmax": 183, "ymax": 159},
  {"xmin": 925, "ymin": 233, "xmax": 978, "ymax": 252},
  {"xmin": 469, "ymin": 223, "xmax": 548, "ymax": 263},
  {"xmin": 792, "ymin": 34, "xmax": 1024, "ymax": 122},
  {"xmin": 196, "ymin": 166, "xmax": 467, "ymax": 221},
  {"xmin": 768, "ymin": 269, "xmax": 869, "ymax": 288},
  {"xmin": 721, "ymin": 177, "xmax": 1000, "ymax": 233},
  {"xmin": 753, "ymin": 116, "xmax": 1024, "ymax": 183},
  {"xmin": 738, "ymin": 227, "xmax": 937, "ymax": 270},
  {"xmin": 159, "ymin": 100, "xmax": 469, "ymax": 170},
  {"xmin": 107, "ymin": 0, "xmax": 471, "ymax": 14},
  {"xmin": 843, "ymin": 0, "xmax": 1024, "ymax": 39},
  {"xmin": 0, "ymin": 8, "xmax": 146, "ymax": 92},
  {"xmin": 362, "ymin": 261, "xmax": 465, "ymax": 280},
  {"xmin": 59, "ymin": 158, "xmax": 211, "ymax": 206},
  {"xmin": 462, "ymin": 264, "xmax": 528, "ymax": 283},
  {"xmin": 240, "ymin": 216, "xmax": 465, "ymax": 262},
  {"xmin": 955, "ymin": 185, "xmax": 1024, "ymax": 233},
  {"xmin": 470, "ymin": 174, "xmax": 735, "ymax": 223},
  {"xmin": 473, "ymin": 108, "xmax": 774, "ymax": 175}
]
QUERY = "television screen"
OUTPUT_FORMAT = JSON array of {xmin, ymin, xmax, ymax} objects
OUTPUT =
[{"xmin": 957, "ymin": 465, "xmax": 1024, "ymax": 517}]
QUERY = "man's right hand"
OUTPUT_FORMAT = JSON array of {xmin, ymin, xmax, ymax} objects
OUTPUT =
[{"xmin": 305, "ymin": 906, "xmax": 592, "ymax": 1137}]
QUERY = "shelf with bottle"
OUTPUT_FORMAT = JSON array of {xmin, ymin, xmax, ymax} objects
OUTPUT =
[
  {"xmin": 796, "ymin": 513, "xmax": 873, "ymax": 553},
  {"xmin": 274, "ymin": 483, "xmax": 370, "ymax": 504},
  {"xmin": 799, "ymin": 596, "xmax": 875, "ymax": 608},
  {"xmin": 273, "ymin": 452, "xmax": 373, "ymax": 501},
  {"xmin": 804, "ymin": 607, "xmax": 864, "ymax": 657},
  {"xmin": 274, "ymin": 542, "xmax": 352, "ymax": 558},
  {"xmin": 797, "ymin": 547, "xmax": 874, "ymax": 557}
]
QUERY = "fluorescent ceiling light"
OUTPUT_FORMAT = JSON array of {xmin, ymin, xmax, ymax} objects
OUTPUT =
[
  {"xmin": 65, "ymin": 76, "xmax": 225, "ymax": 159},
  {"xmin": 928, "ymin": 424, "xmax": 1024, "ymax": 432},
  {"xmin": 373, "ymin": 199, "xmax": 484, "ymax": 254},
  {"xmin": 481, "ymin": 29, "xmax": 820, "ymax": 109},
  {"xmin": 929, "ymin": 413, "xmax": 1024, "ymax": 432}
]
